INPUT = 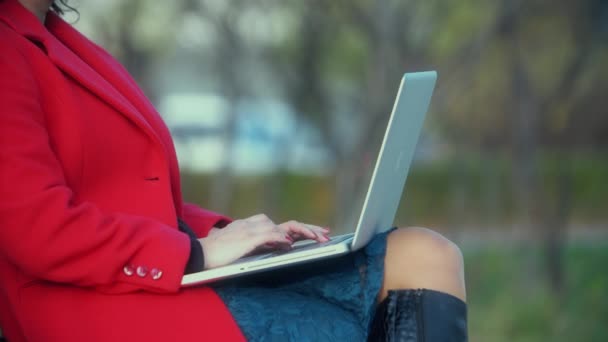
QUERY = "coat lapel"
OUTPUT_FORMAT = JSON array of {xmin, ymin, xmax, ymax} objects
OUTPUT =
[
  {"xmin": 0, "ymin": 0, "xmax": 163, "ymax": 148},
  {"xmin": 44, "ymin": 13, "xmax": 163, "ymax": 146}
]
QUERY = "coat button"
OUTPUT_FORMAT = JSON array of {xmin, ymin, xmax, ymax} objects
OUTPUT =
[
  {"xmin": 150, "ymin": 268, "xmax": 163, "ymax": 280},
  {"xmin": 123, "ymin": 265, "xmax": 135, "ymax": 276},
  {"xmin": 136, "ymin": 265, "xmax": 148, "ymax": 277}
]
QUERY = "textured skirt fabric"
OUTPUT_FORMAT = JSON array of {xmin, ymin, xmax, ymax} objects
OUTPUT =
[{"xmin": 212, "ymin": 229, "xmax": 394, "ymax": 342}]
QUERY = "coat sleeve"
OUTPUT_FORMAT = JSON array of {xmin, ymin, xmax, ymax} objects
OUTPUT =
[
  {"xmin": 0, "ymin": 37, "xmax": 190, "ymax": 294},
  {"xmin": 181, "ymin": 203, "xmax": 232, "ymax": 238}
]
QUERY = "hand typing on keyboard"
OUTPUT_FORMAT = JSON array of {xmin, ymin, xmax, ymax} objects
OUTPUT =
[{"xmin": 199, "ymin": 214, "xmax": 331, "ymax": 269}]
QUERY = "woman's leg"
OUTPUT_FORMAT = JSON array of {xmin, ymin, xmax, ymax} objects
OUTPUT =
[
  {"xmin": 380, "ymin": 227, "xmax": 466, "ymax": 302},
  {"xmin": 368, "ymin": 227, "xmax": 468, "ymax": 341}
]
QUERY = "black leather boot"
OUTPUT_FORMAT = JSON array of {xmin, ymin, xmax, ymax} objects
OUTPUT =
[{"xmin": 367, "ymin": 289, "xmax": 467, "ymax": 342}]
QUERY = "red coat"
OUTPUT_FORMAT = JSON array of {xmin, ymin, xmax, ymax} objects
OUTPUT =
[{"xmin": 0, "ymin": 0, "xmax": 245, "ymax": 340}]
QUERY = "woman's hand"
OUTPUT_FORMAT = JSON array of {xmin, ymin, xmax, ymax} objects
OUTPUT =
[{"xmin": 199, "ymin": 214, "xmax": 330, "ymax": 269}]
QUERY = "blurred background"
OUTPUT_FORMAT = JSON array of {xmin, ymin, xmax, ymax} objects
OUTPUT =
[{"xmin": 68, "ymin": 0, "xmax": 607, "ymax": 340}]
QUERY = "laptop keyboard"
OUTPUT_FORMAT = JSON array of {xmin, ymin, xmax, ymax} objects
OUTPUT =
[
  {"xmin": 232, "ymin": 234, "xmax": 353, "ymax": 265},
  {"xmin": 275, "ymin": 234, "xmax": 353, "ymax": 255}
]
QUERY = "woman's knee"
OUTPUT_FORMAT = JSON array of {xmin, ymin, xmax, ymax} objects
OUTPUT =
[
  {"xmin": 382, "ymin": 227, "xmax": 466, "ymax": 300},
  {"xmin": 386, "ymin": 227, "xmax": 463, "ymax": 267}
]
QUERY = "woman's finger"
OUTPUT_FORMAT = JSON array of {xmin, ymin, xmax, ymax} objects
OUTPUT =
[
  {"xmin": 279, "ymin": 220, "xmax": 317, "ymax": 240},
  {"xmin": 253, "ymin": 229, "xmax": 293, "ymax": 248},
  {"xmin": 287, "ymin": 221, "xmax": 329, "ymax": 234},
  {"xmin": 304, "ymin": 223, "xmax": 331, "ymax": 234},
  {"xmin": 280, "ymin": 221, "xmax": 329, "ymax": 242}
]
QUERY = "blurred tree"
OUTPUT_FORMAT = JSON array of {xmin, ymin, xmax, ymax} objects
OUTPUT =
[
  {"xmin": 82, "ymin": 1, "xmax": 183, "ymax": 103},
  {"xmin": 186, "ymin": 0, "xmax": 245, "ymax": 213},
  {"xmin": 266, "ymin": 0, "xmax": 439, "ymax": 226}
]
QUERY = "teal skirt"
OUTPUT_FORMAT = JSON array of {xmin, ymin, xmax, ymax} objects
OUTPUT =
[{"xmin": 212, "ymin": 229, "xmax": 394, "ymax": 341}]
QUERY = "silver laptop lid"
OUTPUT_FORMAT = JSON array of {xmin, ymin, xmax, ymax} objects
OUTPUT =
[{"xmin": 350, "ymin": 71, "xmax": 437, "ymax": 251}]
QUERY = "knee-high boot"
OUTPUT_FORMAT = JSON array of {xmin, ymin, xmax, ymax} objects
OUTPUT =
[{"xmin": 367, "ymin": 289, "xmax": 467, "ymax": 342}]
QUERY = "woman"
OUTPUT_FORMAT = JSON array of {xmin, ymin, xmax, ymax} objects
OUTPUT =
[{"xmin": 0, "ymin": 0, "xmax": 467, "ymax": 341}]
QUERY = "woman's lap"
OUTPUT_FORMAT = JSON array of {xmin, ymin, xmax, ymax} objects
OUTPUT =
[
  {"xmin": 212, "ymin": 228, "xmax": 395, "ymax": 341},
  {"xmin": 215, "ymin": 287, "xmax": 364, "ymax": 342}
]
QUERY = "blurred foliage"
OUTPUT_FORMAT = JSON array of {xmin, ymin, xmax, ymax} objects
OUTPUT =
[
  {"xmin": 78, "ymin": 0, "xmax": 608, "ymax": 148},
  {"xmin": 465, "ymin": 244, "xmax": 608, "ymax": 341},
  {"xmin": 182, "ymin": 151, "xmax": 608, "ymax": 229}
]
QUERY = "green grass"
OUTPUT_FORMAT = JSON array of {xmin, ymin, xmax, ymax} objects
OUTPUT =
[{"xmin": 465, "ymin": 244, "xmax": 608, "ymax": 342}]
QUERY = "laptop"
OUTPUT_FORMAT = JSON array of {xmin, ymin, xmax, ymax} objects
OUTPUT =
[{"xmin": 181, "ymin": 71, "xmax": 437, "ymax": 286}]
